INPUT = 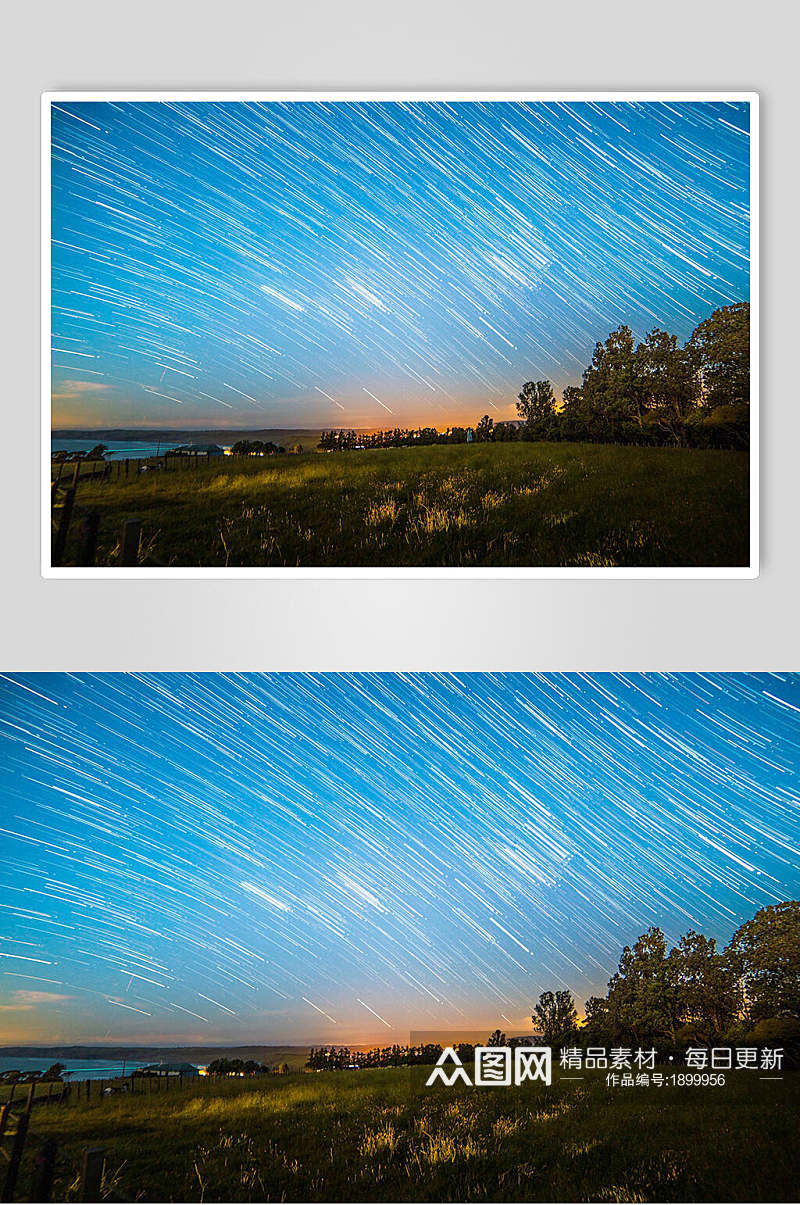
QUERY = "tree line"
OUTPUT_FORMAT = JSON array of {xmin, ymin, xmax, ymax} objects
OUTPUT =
[
  {"xmin": 533, "ymin": 899, "xmax": 799, "ymax": 1053},
  {"xmin": 230, "ymin": 440, "xmax": 304, "ymax": 456},
  {"xmin": 318, "ymin": 302, "xmax": 749, "ymax": 453},
  {"xmin": 317, "ymin": 427, "xmax": 479, "ymax": 451},
  {"xmin": 206, "ymin": 1056, "xmax": 290, "ymax": 1075},
  {"xmin": 306, "ymin": 900, "xmax": 797, "ymax": 1072},
  {"xmin": 306, "ymin": 1043, "xmax": 452, "ymax": 1070}
]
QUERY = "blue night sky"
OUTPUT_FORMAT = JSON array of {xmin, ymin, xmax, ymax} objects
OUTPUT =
[
  {"xmin": 50, "ymin": 100, "xmax": 751, "ymax": 430},
  {"xmin": 0, "ymin": 673, "xmax": 797, "ymax": 1046}
]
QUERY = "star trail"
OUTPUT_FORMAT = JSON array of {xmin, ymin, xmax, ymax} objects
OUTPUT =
[
  {"xmin": 0, "ymin": 673, "xmax": 797, "ymax": 1044},
  {"xmin": 50, "ymin": 99, "xmax": 751, "ymax": 429}
]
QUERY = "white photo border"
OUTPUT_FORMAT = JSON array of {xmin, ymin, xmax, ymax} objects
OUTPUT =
[{"xmin": 41, "ymin": 91, "xmax": 759, "ymax": 580}]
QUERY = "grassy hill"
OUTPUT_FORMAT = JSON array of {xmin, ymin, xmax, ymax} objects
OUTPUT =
[
  {"xmin": 52, "ymin": 441, "xmax": 750, "ymax": 569},
  {"xmin": 12, "ymin": 1066, "xmax": 798, "ymax": 1201}
]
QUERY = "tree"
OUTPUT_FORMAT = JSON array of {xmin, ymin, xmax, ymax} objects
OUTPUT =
[
  {"xmin": 87, "ymin": 444, "xmax": 107, "ymax": 460},
  {"xmin": 726, "ymin": 900, "xmax": 800, "ymax": 1022},
  {"xmin": 232, "ymin": 439, "xmax": 280, "ymax": 455},
  {"xmin": 605, "ymin": 927, "xmax": 681, "ymax": 1045},
  {"xmin": 475, "ymin": 414, "xmax": 494, "ymax": 442},
  {"xmin": 668, "ymin": 931, "xmax": 738, "ymax": 1040},
  {"xmin": 561, "ymin": 385, "xmax": 583, "ymax": 411},
  {"xmin": 581, "ymin": 996, "xmax": 612, "ymax": 1045},
  {"xmin": 580, "ymin": 326, "xmax": 644, "ymax": 435},
  {"xmin": 533, "ymin": 990, "xmax": 579, "ymax": 1047},
  {"xmin": 635, "ymin": 328, "xmax": 696, "ymax": 440},
  {"xmin": 486, "ymin": 1029, "xmax": 506, "ymax": 1047},
  {"xmin": 516, "ymin": 380, "xmax": 556, "ymax": 429},
  {"xmin": 688, "ymin": 302, "xmax": 750, "ymax": 408}
]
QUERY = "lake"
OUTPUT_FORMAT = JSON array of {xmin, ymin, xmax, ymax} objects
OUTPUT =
[
  {"xmin": 51, "ymin": 438, "xmax": 187, "ymax": 460},
  {"xmin": 0, "ymin": 1057, "xmax": 152, "ymax": 1081}
]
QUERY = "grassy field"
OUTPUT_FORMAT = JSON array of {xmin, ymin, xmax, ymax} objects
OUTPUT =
[
  {"xmin": 12, "ymin": 1067, "xmax": 798, "ymax": 1201},
  {"xmin": 52, "ymin": 442, "xmax": 750, "ymax": 568}
]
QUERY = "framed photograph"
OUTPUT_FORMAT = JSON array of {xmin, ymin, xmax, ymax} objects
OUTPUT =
[
  {"xmin": 43, "ymin": 93, "xmax": 758, "ymax": 577},
  {"xmin": 1, "ymin": 671, "xmax": 797, "ymax": 1203}
]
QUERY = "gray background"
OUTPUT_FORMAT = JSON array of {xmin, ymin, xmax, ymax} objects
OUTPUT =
[{"xmin": 2, "ymin": 0, "xmax": 797, "ymax": 670}]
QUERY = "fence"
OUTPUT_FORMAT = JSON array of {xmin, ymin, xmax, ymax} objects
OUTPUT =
[
  {"xmin": 0, "ymin": 1073, "xmax": 202, "ymax": 1201},
  {"xmin": 50, "ymin": 453, "xmax": 219, "ymax": 568},
  {"xmin": 51, "ymin": 451, "xmax": 208, "ymax": 489},
  {"xmin": 0, "ymin": 1081, "xmax": 68, "ymax": 1202}
]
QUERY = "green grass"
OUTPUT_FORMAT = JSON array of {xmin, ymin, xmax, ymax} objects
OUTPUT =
[
  {"xmin": 52, "ymin": 442, "xmax": 750, "ymax": 568},
  {"xmin": 12, "ymin": 1067, "xmax": 798, "ymax": 1202}
]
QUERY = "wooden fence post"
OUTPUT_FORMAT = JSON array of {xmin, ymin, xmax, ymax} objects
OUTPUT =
[
  {"xmin": 80, "ymin": 512, "xmax": 100, "ymax": 567},
  {"xmin": 78, "ymin": 1147, "xmax": 105, "ymax": 1203},
  {"xmin": 72, "ymin": 462, "xmax": 80, "ymax": 488},
  {"xmin": 52, "ymin": 486, "xmax": 77, "ymax": 568},
  {"xmin": 0, "ymin": 1102, "xmax": 11, "ymax": 1140},
  {"xmin": 32, "ymin": 1136, "xmax": 58, "ymax": 1203},
  {"xmin": 25, "ymin": 1083, "xmax": 35, "ymax": 1114},
  {"xmin": 1, "ymin": 1110, "xmax": 30, "ymax": 1203},
  {"xmin": 120, "ymin": 519, "xmax": 141, "ymax": 567}
]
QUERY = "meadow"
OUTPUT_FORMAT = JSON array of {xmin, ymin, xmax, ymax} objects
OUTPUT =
[
  {"xmin": 14, "ymin": 1066, "xmax": 798, "ymax": 1202},
  {"xmin": 51, "ymin": 442, "xmax": 749, "ymax": 569}
]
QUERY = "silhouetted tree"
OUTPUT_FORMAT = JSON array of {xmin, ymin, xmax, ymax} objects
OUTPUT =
[
  {"xmin": 580, "ymin": 326, "xmax": 643, "ymax": 438},
  {"xmin": 669, "ymin": 930, "xmax": 738, "ymax": 1040},
  {"xmin": 516, "ymin": 380, "xmax": 556, "ymax": 436},
  {"xmin": 635, "ymin": 328, "xmax": 696, "ymax": 441},
  {"xmin": 727, "ymin": 900, "xmax": 800, "ymax": 1022},
  {"xmin": 688, "ymin": 301, "xmax": 750, "ymax": 409},
  {"xmin": 475, "ymin": 415, "xmax": 494, "ymax": 442},
  {"xmin": 533, "ymin": 990, "xmax": 579, "ymax": 1047},
  {"xmin": 605, "ymin": 927, "xmax": 681, "ymax": 1045}
]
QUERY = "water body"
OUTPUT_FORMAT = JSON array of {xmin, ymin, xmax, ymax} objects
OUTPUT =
[
  {"xmin": 0, "ymin": 1057, "xmax": 151, "ymax": 1081},
  {"xmin": 51, "ymin": 438, "xmax": 187, "ymax": 460}
]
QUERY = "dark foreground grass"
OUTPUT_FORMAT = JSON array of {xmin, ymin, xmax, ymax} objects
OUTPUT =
[
  {"xmin": 55, "ymin": 442, "xmax": 750, "ymax": 568},
  {"xmin": 17, "ymin": 1068, "xmax": 799, "ymax": 1202}
]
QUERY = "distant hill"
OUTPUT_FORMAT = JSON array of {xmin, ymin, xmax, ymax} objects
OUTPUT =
[
  {"xmin": 51, "ymin": 428, "xmax": 326, "ymax": 445},
  {"xmin": 0, "ymin": 1044, "xmax": 310, "ymax": 1068}
]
